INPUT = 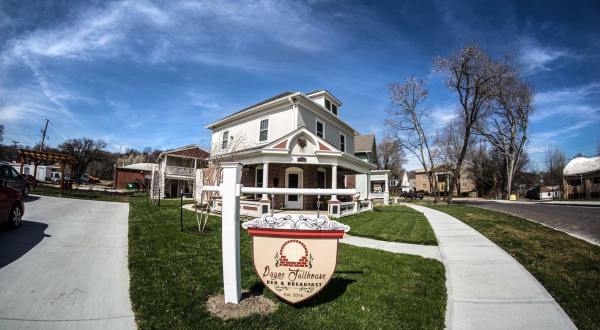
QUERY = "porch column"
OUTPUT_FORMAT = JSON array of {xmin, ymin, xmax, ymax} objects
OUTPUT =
[
  {"xmin": 331, "ymin": 165, "xmax": 338, "ymax": 201},
  {"xmin": 261, "ymin": 162, "xmax": 269, "ymax": 201},
  {"xmin": 384, "ymin": 172, "xmax": 389, "ymax": 205},
  {"xmin": 367, "ymin": 172, "xmax": 372, "ymax": 199}
]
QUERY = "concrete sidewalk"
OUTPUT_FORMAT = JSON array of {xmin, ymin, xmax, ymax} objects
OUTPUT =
[
  {"xmin": 404, "ymin": 203, "xmax": 576, "ymax": 330},
  {"xmin": 0, "ymin": 196, "xmax": 135, "ymax": 330},
  {"xmin": 340, "ymin": 234, "xmax": 441, "ymax": 261}
]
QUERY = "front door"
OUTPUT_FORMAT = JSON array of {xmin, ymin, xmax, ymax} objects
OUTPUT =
[{"xmin": 285, "ymin": 168, "xmax": 303, "ymax": 209}]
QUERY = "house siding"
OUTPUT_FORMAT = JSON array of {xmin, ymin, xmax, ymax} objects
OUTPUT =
[
  {"xmin": 210, "ymin": 104, "xmax": 295, "ymax": 154},
  {"xmin": 297, "ymin": 105, "xmax": 355, "ymax": 154}
]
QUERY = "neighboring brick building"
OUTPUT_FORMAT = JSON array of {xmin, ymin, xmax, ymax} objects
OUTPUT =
[
  {"xmin": 414, "ymin": 166, "xmax": 476, "ymax": 196},
  {"xmin": 113, "ymin": 163, "xmax": 154, "ymax": 189}
]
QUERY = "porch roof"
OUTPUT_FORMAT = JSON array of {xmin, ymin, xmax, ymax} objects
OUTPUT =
[{"xmin": 211, "ymin": 127, "xmax": 376, "ymax": 174}]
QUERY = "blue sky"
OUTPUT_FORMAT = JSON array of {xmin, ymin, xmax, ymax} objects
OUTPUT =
[{"xmin": 1, "ymin": 0, "xmax": 599, "ymax": 170}]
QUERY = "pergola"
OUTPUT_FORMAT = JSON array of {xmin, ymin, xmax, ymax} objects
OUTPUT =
[{"xmin": 18, "ymin": 149, "xmax": 76, "ymax": 195}]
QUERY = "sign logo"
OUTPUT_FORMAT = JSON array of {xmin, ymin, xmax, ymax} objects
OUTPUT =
[{"xmin": 243, "ymin": 214, "xmax": 350, "ymax": 304}]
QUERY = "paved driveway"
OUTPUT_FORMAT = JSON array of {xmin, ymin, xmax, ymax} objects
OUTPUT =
[
  {"xmin": 0, "ymin": 195, "xmax": 135, "ymax": 329},
  {"xmin": 456, "ymin": 200, "xmax": 600, "ymax": 245}
]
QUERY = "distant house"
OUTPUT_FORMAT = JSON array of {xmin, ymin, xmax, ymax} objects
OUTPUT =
[
  {"xmin": 113, "ymin": 163, "xmax": 154, "ymax": 190},
  {"xmin": 414, "ymin": 166, "xmax": 476, "ymax": 197},
  {"xmin": 526, "ymin": 185, "xmax": 561, "ymax": 200},
  {"xmin": 150, "ymin": 145, "xmax": 209, "ymax": 198},
  {"xmin": 354, "ymin": 134, "xmax": 377, "ymax": 164},
  {"xmin": 563, "ymin": 156, "xmax": 600, "ymax": 199}
]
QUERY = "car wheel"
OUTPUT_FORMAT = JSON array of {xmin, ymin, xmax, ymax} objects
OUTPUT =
[
  {"xmin": 22, "ymin": 186, "xmax": 29, "ymax": 198},
  {"xmin": 9, "ymin": 204, "xmax": 23, "ymax": 228}
]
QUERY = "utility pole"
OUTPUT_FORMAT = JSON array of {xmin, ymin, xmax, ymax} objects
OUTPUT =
[
  {"xmin": 39, "ymin": 119, "xmax": 49, "ymax": 152},
  {"xmin": 12, "ymin": 140, "xmax": 19, "ymax": 162},
  {"xmin": 33, "ymin": 119, "xmax": 49, "ymax": 189}
]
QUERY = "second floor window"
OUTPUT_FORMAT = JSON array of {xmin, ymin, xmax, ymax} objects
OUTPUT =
[
  {"xmin": 222, "ymin": 131, "xmax": 229, "ymax": 149},
  {"xmin": 316, "ymin": 120, "xmax": 324, "ymax": 138},
  {"xmin": 340, "ymin": 134, "xmax": 346, "ymax": 152},
  {"xmin": 259, "ymin": 119, "xmax": 269, "ymax": 142}
]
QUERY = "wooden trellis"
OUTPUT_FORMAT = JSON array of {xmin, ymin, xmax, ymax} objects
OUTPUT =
[{"xmin": 18, "ymin": 149, "xmax": 76, "ymax": 195}]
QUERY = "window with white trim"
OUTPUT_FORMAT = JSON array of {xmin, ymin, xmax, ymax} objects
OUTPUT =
[
  {"xmin": 221, "ymin": 131, "xmax": 229, "ymax": 149},
  {"xmin": 340, "ymin": 133, "xmax": 346, "ymax": 152},
  {"xmin": 332, "ymin": 104, "xmax": 338, "ymax": 115},
  {"xmin": 259, "ymin": 118, "xmax": 269, "ymax": 142},
  {"xmin": 325, "ymin": 99, "xmax": 331, "ymax": 110},
  {"xmin": 316, "ymin": 120, "xmax": 324, "ymax": 138}
]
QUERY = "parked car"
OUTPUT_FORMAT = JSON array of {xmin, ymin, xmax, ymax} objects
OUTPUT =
[
  {"xmin": 0, "ymin": 162, "xmax": 30, "ymax": 198},
  {"xmin": 0, "ymin": 180, "xmax": 24, "ymax": 228},
  {"xmin": 77, "ymin": 174, "xmax": 101, "ymax": 185}
]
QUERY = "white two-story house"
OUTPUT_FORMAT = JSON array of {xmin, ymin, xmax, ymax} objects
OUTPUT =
[{"xmin": 206, "ymin": 90, "xmax": 377, "ymax": 217}]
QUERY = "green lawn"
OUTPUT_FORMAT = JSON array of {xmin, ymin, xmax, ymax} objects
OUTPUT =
[
  {"xmin": 422, "ymin": 203, "xmax": 600, "ymax": 330},
  {"xmin": 129, "ymin": 198, "xmax": 446, "ymax": 329},
  {"xmin": 31, "ymin": 185, "xmax": 138, "ymax": 202},
  {"xmin": 339, "ymin": 206, "xmax": 437, "ymax": 245}
]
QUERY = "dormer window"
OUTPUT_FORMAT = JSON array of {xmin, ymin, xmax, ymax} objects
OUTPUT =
[
  {"xmin": 221, "ymin": 131, "xmax": 229, "ymax": 149},
  {"xmin": 325, "ymin": 99, "xmax": 331, "ymax": 111},
  {"xmin": 332, "ymin": 104, "xmax": 338, "ymax": 115}
]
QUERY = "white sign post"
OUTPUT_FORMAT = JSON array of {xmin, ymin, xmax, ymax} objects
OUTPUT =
[
  {"xmin": 220, "ymin": 162, "xmax": 242, "ymax": 304},
  {"xmin": 203, "ymin": 162, "xmax": 358, "ymax": 305}
]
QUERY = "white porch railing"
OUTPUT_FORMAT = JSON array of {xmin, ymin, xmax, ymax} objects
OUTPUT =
[{"xmin": 340, "ymin": 201, "xmax": 357, "ymax": 216}]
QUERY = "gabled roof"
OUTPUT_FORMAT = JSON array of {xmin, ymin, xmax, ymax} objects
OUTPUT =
[
  {"xmin": 262, "ymin": 126, "xmax": 339, "ymax": 153},
  {"xmin": 159, "ymin": 144, "xmax": 209, "ymax": 160},
  {"xmin": 213, "ymin": 91, "xmax": 295, "ymax": 126},
  {"xmin": 354, "ymin": 134, "xmax": 376, "ymax": 153},
  {"xmin": 205, "ymin": 90, "xmax": 356, "ymax": 134}
]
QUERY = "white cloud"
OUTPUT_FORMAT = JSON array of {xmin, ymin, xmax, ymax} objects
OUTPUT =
[
  {"xmin": 518, "ymin": 38, "xmax": 571, "ymax": 74},
  {"xmin": 429, "ymin": 104, "xmax": 457, "ymax": 128},
  {"xmin": 532, "ymin": 83, "xmax": 600, "ymax": 122},
  {"xmin": 4, "ymin": 0, "xmax": 338, "ymax": 69}
]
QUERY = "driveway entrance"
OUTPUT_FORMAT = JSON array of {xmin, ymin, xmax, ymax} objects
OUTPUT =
[{"xmin": 0, "ymin": 195, "xmax": 134, "ymax": 329}]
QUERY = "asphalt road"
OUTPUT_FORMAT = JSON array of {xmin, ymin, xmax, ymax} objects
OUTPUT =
[
  {"xmin": 455, "ymin": 200, "xmax": 600, "ymax": 245},
  {"xmin": 0, "ymin": 195, "xmax": 135, "ymax": 329}
]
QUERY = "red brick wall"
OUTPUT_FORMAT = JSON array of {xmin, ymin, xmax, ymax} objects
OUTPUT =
[
  {"xmin": 242, "ymin": 164, "xmax": 347, "ymax": 209},
  {"xmin": 114, "ymin": 169, "xmax": 147, "ymax": 189}
]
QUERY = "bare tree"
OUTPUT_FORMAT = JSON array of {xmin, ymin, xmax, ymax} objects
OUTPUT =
[
  {"xmin": 188, "ymin": 134, "xmax": 248, "ymax": 232},
  {"xmin": 385, "ymin": 77, "xmax": 440, "ymax": 202},
  {"xmin": 544, "ymin": 147, "xmax": 566, "ymax": 187},
  {"xmin": 434, "ymin": 43, "xmax": 509, "ymax": 203},
  {"xmin": 377, "ymin": 137, "xmax": 406, "ymax": 178},
  {"xmin": 435, "ymin": 119, "xmax": 470, "ymax": 196},
  {"xmin": 59, "ymin": 138, "xmax": 107, "ymax": 180},
  {"xmin": 476, "ymin": 73, "xmax": 533, "ymax": 199}
]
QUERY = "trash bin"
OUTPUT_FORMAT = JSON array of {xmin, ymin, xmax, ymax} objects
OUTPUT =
[{"xmin": 242, "ymin": 214, "xmax": 350, "ymax": 304}]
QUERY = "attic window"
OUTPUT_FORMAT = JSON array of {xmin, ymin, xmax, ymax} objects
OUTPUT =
[
  {"xmin": 332, "ymin": 104, "xmax": 338, "ymax": 115},
  {"xmin": 221, "ymin": 131, "xmax": 229, "ymax": 149},
  {"xmin": 324, "ymin": 99, "xmax": 331, "ymax": 110}
]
